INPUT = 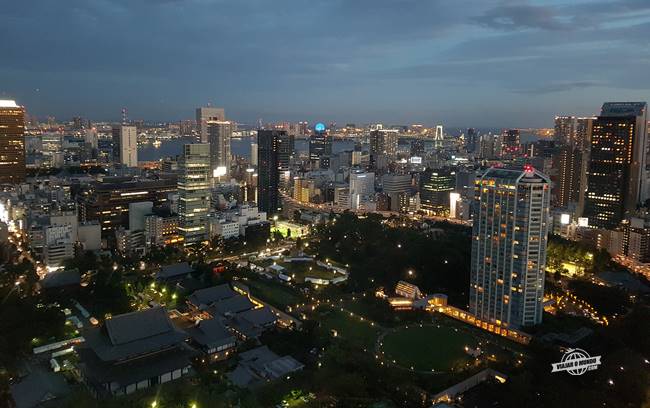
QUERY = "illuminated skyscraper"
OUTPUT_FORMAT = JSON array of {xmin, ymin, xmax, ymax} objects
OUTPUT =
[
  {"xmin": 112, "ymin": 125, "xmax": 138, "ymax": 167},
  {"xmin": 419, "ymin": 168, "xmax": 455, "ymax": 215},
  {"xmin": 178, "ymin": 144, "xmax": 211, "ymax": 245},
  {"xmin": 309, "ymin": 123, "xmax": 331, "ymax": 169},
  {"xmin": 552, "ymin": 116, "xmax": 594, "ymax": 212},
  {"xmin": 500, "ymin": 129, "xmax": 521, "ymax": 157},
  {"xmin": 0, "ymin": 100, "xmax": 25, "ymax": 184},
  {"xmin": 207, "ymin": 120, "xmax": 233, "ymax": 178},
  {"xmin": 196, "ymin": 106, "xmax": 225, "ymax": 143},
  {"xmin": 584, "ymin": 102, "xmax": 648, "ymax": 228},
  {"xmin": 370, "ymin": 129, "xmax": 398, "ymax": 158},
  {"xmin": 257, "ymin": 130, "xmax": 285, "ymax": 214},
  {"xmin": 470, "ymin": 167, "xmax": 550, "ymax": 328},
  {"xmin": 466, "ymin": 128, "xmax": 478, "ymax": 154}
]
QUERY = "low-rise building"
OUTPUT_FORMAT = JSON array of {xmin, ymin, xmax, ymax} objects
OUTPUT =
[{"xmin": 77, "ymin": 307, "xmax": 195, "ymax": 397}]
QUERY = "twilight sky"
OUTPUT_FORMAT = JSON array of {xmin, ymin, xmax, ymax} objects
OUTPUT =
[{"xmin": 1, "ymin": 0, "xmax": 649, "ymax": 127}]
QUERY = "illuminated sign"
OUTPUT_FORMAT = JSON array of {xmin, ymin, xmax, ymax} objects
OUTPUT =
[
  {"xmin": 578, "ymin": 217, "xmax": 589, "ymax": 227},
  {"xmin": 560, "ymin": 213, "xmax": 570, "ymax": 225},
  {"xmin": 314, "ymin": 123, "xmax": 326, "ymax": 132},
  {"xmin": 410, "ymin": 156, "xmax": 422, "ymax": 164}
]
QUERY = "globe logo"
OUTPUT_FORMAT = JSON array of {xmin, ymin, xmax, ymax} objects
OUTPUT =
[
  {"xmin": 551, "ymin": 348, "xmax": 601, "ymax": 376},
  {"xmin": 314, "ymin": 122, "xmax": 326, "ymax": 132}
]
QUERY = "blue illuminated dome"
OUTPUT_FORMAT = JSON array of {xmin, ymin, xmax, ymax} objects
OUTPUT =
[{"xmin": 314, "ymin": 122, "xmax": 326, "ymax": 132}]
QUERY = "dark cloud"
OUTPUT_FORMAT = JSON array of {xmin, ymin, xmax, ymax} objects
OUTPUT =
[
  {"xmin": 0, "ymin": 0, "xmax": 648, "ymax": 127},
  {"xmin": 474, "ymin": 4, "xmax": 570, "ymax": 31}
]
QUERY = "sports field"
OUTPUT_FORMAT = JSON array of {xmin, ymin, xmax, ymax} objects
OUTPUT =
[{"xmin": 379, "ymin": 325, "xmax": 476, "ymax": 371}]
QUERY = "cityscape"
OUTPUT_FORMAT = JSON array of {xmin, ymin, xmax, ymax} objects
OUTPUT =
[{"xmin": 2, "ymin": 1, "xmax": 650, "ymax": 408}]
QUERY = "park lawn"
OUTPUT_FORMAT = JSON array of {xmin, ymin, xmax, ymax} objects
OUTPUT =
[
  {"xmin": 316, "ymin": 308, "xmax": 380, "ymax": 350},
  {"xmin": 244, "ymin": 277, "xmax": 305, "ymax": 309},
  {"xmin": 281, "ymin": 261, "xmax": 338, "ymax": 282},
  {"xmin": 380, "ymin": 325, "xmax": 476, "ymax": 371}
]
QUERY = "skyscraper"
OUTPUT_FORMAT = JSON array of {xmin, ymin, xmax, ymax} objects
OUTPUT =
[
  {"xmin": 178, "ymin": 144, "xmax": 211, "ymax": 245},
  {"xmin": 349, "ymin": 170, "xmax": 375, "ymax": 210},
  {"xmin": 196, "ymin": 106, "xmax": 225, "ymax": 143},
  {"xmin": 257, "ymin": 130, "xmax": 285, "ymax": 214},
  {"xmin": 370, "ymin": 129, "xmax": 399, "ymax": 158},
  {"xmin": 112, "ymin": 125, "xmax": 138, "ymax": 167},
  {"xmin": 250, "ymin": 142, "xmax": 258, "ymax": 167},
  {"xmin": 309, "ymin": 123, "xmax": 331, "ymax": 169},
  {"xmin": 419, "ymin": 168, "xmax": 456, "ymax": 215},
  {"xmin": 470, "ymin": 166, "xmax": 550, "ymax": 328},
  {"xmin": 278, "ymin": 133, "xmax": 294, "ymax": 192},
  {"xmin": 500, "ymin": 129, "xmax": 521, "ymax": 158},
  {"xmin": 552, "ymin": 116, "xmax": 594, "ymax": 212},
  {"xmin": 207, "ymin": 120, "xmax": 233, "ymax": 178},
  {"xmin": 0, "ymin": 100, "xmax": 25, "ymax": 184},
  {"xmin": 466, "ymin": 128, "xmax": 478, "ymax": 154},
  {"xmin": 584, "ymin": 102, "xmax": 648, "ymax": 228}
]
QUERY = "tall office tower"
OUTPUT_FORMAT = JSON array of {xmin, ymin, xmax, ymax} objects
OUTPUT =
[
  {"xmin": 552, "ymin": 116, "xmax": 594, "ymax": 212},
  {"xmin": 0, "ymin": 100, "xmax": 26, "ymax": 184},
  {"xmin": 466, "ymin": 128, "xmax": 478, "ymax": 154},
  {"xmin": 584, "ymin": 102, "xmax": 648, "ymax": 228},
  {"xmin": 553, "ymin": 116, "xmax": 577, "ymax": 146},
  {"xmin": 383, "ymin": 173, "xmax": 412, "ymax": 211},
  {"xmin": 112, "ymin": 125, "xmax": 138, "ymax": 167},
  {"xmin": 178, "ymin": 144, "xmax": 211, "ymax": 245},
  {"xmin": 419, "ymin": 168, "xmax": 456, "ymax": 215},
  {"xmin": 470, "ymin": 166, "xmax": 550, "ymax": 328},
  {"xmin": 207, "ymin": 120, "xmax": 234, "ymax": 178},
  {"xmin": 257, "ymin": 130, "xmax": 285, "ymax": 214},
  {"xmin": 370, "ymin": 129, "xmax": 399, "ymax": 158},
  {"xmin": 349, "ymin": 170, "xmax": 375, "ymax": 210},
  {"xmin": 500, "ymin": 129, "xmax": 521, "ymax": 157},
  {"xmin": 250, "ymin": 142, "xmax": 258, "ymax": 167},
  {"xmin": 179, "ymin": 120, "xmax": 194, "ymax": 136},
  {"xmin": 278, "ymin": 133, "xmax": 295, "ymax": 192},
  {"xmin": 479, "ymin": 133, "xmax": 502, "ymax": 159},
  {"xmin": 309, "ymin": 123, "xmax": 332, "ymax": 169},
  {"xmin": 196, "ymin": 106, "xmax": 225, "ymax": 143}
]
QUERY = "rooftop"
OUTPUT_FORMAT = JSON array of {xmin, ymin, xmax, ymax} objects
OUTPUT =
[
  {"xmin": 0, "ymin": 100, "xmax": 19, "ymax": 108},
  {"xmin": 188, "ymin": 284, "xmax": 236, "ymax": 308},
  {"xmin": 83, "ymin": 307, "xmax": 188, "ymax": 362},
  {"xmin": 157, "ymin": 262, "xmax": 193, "ymax": 280}
]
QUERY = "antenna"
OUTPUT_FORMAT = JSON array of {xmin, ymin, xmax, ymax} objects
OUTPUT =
[{"xmin": 121, "ymin": 108, "xmax": 128, "ymax": 125}]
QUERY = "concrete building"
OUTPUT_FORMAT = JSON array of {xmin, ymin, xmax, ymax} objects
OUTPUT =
[
  {"xmin": 78, "ymin": 221, "xmax": 101, "ymax": 250},
  {"xmin": 196, "ymin": 106, "xmax": 225, "ymax": 143},
  {"xmin": 0, "ymin": 100, "xmax": 26, "ymax": 184},
  {"xmin": 584, "ymin": 102, "xmax": 648, "ymax": 228},
  {"xmin": 207, "ymin": 120, "xmax": 234, "ymax": 178},
  {"xmin": 257, "ymin": 130, "xmax": 286, "ymax": 214},
  {"xmin": 178, "ymin": 144, "xmax": 211, "ymax": 245},
  {"xmin": 112, "ymin": 125, "xmax": 138, "ymax": 167},
  {"xmin": 128, "ymin": 202, "xmax": 153, "ymax": 231},
  {"xmin": 309, "ymin": 124, "xmax": 331, "ymax": 169},
  {"xmin": 420, "ymin": 168, "xmax": 456, "ymax": 215},
  {"xmin": 470, "ymin": 167, "xmax": 550, "ymax": 328},
  {"xmin": 370, "ymin": 129, "xmax": 399, "ymax": 158},
  {"xmin": 349, "ymin": 170, "xmax": 375, "ymax": 210}
]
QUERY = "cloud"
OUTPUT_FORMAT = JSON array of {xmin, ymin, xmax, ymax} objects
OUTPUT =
[
  {"xmin": 512, "ymin": 80, "xmax": 606, "ymax": 94},
  {"xmin": 0, "ymin": 0, "xmax": 648, "ymax": 126},
  {"xmin": 474, "ymin": 4, "xmax": 570, "ymax": 31}
]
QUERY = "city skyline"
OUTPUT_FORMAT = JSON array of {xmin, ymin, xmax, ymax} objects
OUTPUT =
[{"xmin": 2, "ymin": 0, "xmax": 650, "ymax": 127}]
